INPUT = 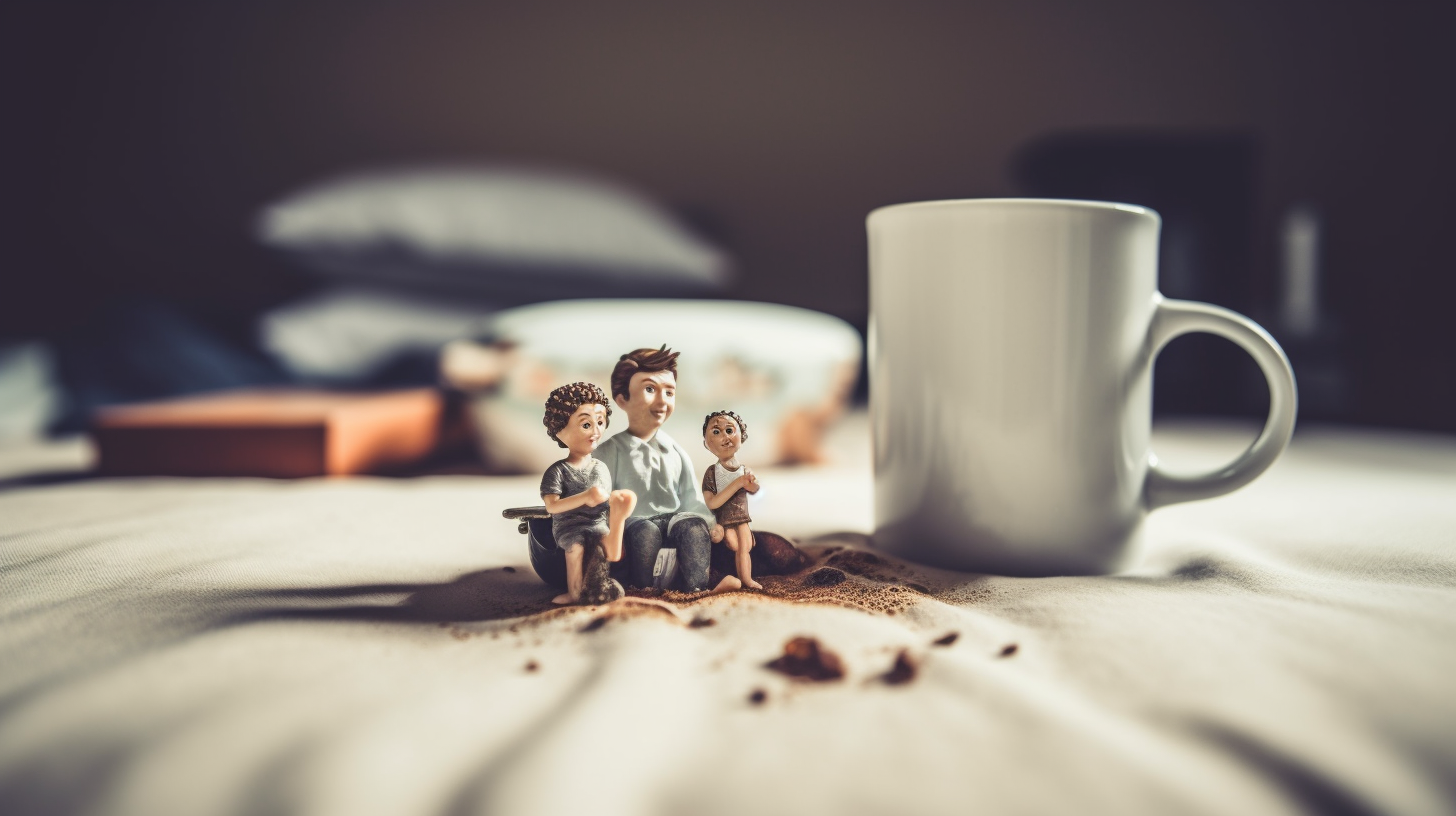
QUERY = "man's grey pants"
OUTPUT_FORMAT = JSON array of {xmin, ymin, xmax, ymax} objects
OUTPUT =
[{"xmin": 614, "ymin": 513, "xmax": 713, "ymax": 592}]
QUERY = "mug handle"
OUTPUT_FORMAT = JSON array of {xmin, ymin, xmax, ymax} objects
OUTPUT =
[{"xmin": 1144, "ymin": 296, "xmax": 1299, "ymax": 509}]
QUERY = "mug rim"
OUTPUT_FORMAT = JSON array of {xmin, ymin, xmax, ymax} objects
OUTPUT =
[{"xmin": 867, "ymin": 197, "xmax": 1160, "ymax": 224}]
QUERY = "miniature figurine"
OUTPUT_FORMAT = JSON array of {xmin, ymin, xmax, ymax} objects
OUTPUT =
[
  {"xmin": 701, "ymin": 410, "xmax": 763, "ymax": 589},
  {"xmin": 593, "ymin": 346, "xmax": 741, "ymax": 594},
  {"xmin": 540, "ymin": 382, "xmax": 637, "ymax": 605}
]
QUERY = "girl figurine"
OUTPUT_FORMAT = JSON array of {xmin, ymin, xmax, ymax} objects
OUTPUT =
[
  {"xmin": 541, "ymin": 382, "xmax": 637, "ymax": 605},
  {"xmin": 701, "ymin": 411, "xmax": 762, "ymax": 589}
]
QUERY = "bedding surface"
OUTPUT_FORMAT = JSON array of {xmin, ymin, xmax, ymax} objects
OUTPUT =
[{"xmin": 2, "ymin": 419, "xmax": 1454, "ymax": 816}]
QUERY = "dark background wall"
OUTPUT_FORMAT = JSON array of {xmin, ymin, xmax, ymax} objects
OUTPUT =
[{"xmin": 3, "ymin": 2, "xmax": 1453, "ymax": 429}]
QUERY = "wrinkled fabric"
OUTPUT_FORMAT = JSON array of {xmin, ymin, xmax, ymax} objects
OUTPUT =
[{"xmin": 1, "ymin": 422, "xmax": 1454, "ymax": 816}]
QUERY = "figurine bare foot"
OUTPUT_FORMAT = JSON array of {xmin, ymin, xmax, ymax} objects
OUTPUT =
[
  {"xmin": 743, "ymin": 578, "xmax": 763, "ymax": 590},
  {"xmin": 552, "ymin": 592, "xmax": 574, "ymax": 605},
  {"xmin": 603, "ymin": 489, "xmax": 637, "ymax": 562},
  {"xmin": 709, "ymin": 575, "xmax": 742, "ymax": 595}
]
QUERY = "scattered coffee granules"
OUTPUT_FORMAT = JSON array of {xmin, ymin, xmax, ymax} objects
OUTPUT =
[
  {"xmin": 748, "ymin": 688, "xmax": 768, "ymax": 705},
  {"xmin": 489, "ymin": 541, "xmax": 930, "ymax": 632},
  {"xmin": 999, "ymin": 644, "xmax": 1019, "ymax": 658},
  {"xmin": 805, "ymin": 567, "xmax": 847, "ymax": 587},
  {"xmin": 766, "ymin": 637, "xmax": 845, "ymax": 682},
  {"xmin": 689, "ymin": 616, "xmax": 717, "ymax": 628},
  {"xmin": 524, "ymin": 660, "xmax": 539, "ymax": 672},
  {"xmin": 932, "ymin": 632, "xmax": 959, "ymax": 647},
  {"xmin": 881, "ymin": 650, "xmax": 918, "ymax": 685}
]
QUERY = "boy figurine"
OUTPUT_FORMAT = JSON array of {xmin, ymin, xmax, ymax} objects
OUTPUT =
[
  {"xmin": 593, "ymin": 346, "xmax": 740, "ymax": 594},
  {"xmin": 540, "ymin": 382, "xmax": 638, "ymax": 605},
  {"xmin": 701, "ymin": 411, "xmax": 762, "ymax": 589}
]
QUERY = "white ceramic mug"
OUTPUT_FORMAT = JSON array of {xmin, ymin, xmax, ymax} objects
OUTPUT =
[{"xmin": 867, "ymin": 199, "xmax": 1297, "ymax": 576}]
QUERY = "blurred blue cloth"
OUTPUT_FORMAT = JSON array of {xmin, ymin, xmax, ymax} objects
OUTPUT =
[{"xmin": 49, "ymin": 299, "xmax": 289, "ymax": 432}]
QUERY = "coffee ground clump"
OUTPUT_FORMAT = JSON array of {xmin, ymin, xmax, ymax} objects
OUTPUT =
[
  {"xmin": 824, "ymin": 549, "xmax": 911, "ymax": 584},
  {"xmin": 748, "ymin": 688, "xmax": 768, "ymax": 705},
  {"xmin": 766, "ymin": 637, "xmax": 845, "ymax": 682},
  {"xmin": 881, "ymin": 650, "xmax": 918, "ymax": 685},
  {"xmin": 806, "ymin": 567, "xmax": 847, "ymax": 587},
  {"xmin": 689, "ymin": 616, "xmax": 717, "ymax": 628},
  {"xmin": 999, "ymin": 643, "xmax": 1019, "ymax": 658},
  {"xmin": 932, "ymin": 632, "xmax": 960, "ymax": 647},
  {"xmin": 525, "ymin": 660, "xmax": 539, "ymax": 672},
  {"xmin": 826, "ymin": 550, "xmax": 885, "ymax": 574}
]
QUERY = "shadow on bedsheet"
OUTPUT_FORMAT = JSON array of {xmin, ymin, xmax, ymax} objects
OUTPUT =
[
  {"xmin": 235, "ymin": 567, "xmax": 560, "ymax": 625},
  {"xmin": 231, "ymin": 546, "xmax": 1286, "ymax": 631}
]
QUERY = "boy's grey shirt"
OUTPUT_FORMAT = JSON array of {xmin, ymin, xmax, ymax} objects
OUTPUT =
[
  {"xmin": 594, "ymin": 428, "xmax": 713, "ymax": 527},
  {"xmin": 539, "ymin": 458, "xmax": 612, "ymax": 547}
]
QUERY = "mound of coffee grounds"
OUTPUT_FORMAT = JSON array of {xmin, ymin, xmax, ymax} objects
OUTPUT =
[
  {"xmin": 824, "ymin": 549, "xmax": 911, "ymax": 584},
  {"xmin": 881, "ymin": 650, "xmax": 917, "ymax": 685},
  {"xmin": 826, "ymin": 549, "xmax": 884, "ymax": 573},
  {"xmin": 497, "ymin": 542, "xmax": 933, "ymax": 635},
  {"xmin": 999, "ymin": 643, "xmax": 1019, "ymax": 658},
  {"xmin": 806, "ymin": 567, "xmax": 847, "ymax": 586},
  {"xmin": 748, "ymin": 688, "xmax": 767, "ymax": 705},
  {"xmin": 761, "ymin": 569, "xmax": 918, "ymax": 615},
  {"xmin": 766, "ymin": 637, "xmax": 844, "ymax": 682},
  {"xmin": 710, "ymin": 529, "xmax": 813, "ymax": 578},
  {"xmin": 932, "ymin": 632, "xmax": 959, "ymax": 647},
  {"xmin": 757, "ymin": 531, "xmax": 813, "ymax": 573}
]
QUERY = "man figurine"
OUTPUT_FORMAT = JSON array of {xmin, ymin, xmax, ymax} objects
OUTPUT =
[{"xmin": 593, "ymin": 346, "xmax": 741, "ymax": 594}]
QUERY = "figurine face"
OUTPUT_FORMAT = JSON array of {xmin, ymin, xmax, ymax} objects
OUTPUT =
[
  {"xmin": 615, "ymin": 370, "xmax": 676, "ymax": 438},
  {"xmin": 554, "ymin": 403, "xmax": 609, "ymax": 456},
  {"xmin": 704, "ymin": 414, "xmax": 743, "ymax": 459}
]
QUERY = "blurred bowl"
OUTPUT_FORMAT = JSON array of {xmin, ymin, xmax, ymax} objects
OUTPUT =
[{"xmin": 447, "ymin": 299, "xmax": 861, "ymax": 474}]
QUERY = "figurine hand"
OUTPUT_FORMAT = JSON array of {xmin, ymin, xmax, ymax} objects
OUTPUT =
[
  {"xmin": 710, "ymin": 524, "xmax": 725, "ymax": 543},
  {"xmin": 584, "ymin": 486, "xmax": 609, "ymax": 506}
]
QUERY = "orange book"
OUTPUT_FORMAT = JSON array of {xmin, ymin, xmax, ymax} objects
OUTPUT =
[{"xmin": 91, "ymin": 388, "xmax": 444, "ymax": 477}]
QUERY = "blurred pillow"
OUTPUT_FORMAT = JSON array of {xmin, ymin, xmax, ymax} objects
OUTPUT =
[
  {"xmin": 256, "ymin": 166, "xmax": 732, "ymax": 297},
  {"xmin": 0, "ymin": 342, "xmax": 63, "ymax": 440},
  {"xmin": 259, "ymin": 285, "xmax": 497, "ymax": 382}
]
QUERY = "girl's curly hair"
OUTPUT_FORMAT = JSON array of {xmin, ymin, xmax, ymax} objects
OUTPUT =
[
  {"xmin": 543, "ymin": 382, "xmax": 612, "ymax": 448},
  {"xmin": 701, "ymin": 410, "xmax": 748, "ymax": 443}
]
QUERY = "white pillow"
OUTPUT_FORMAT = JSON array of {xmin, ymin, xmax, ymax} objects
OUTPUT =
[
  {"xmin": 258, "ymin": 285, "xmax": 497, "ymax": 381},
  {"xmin": 256, "ymin": 167, "xmax": 732, "ymax": 296}
]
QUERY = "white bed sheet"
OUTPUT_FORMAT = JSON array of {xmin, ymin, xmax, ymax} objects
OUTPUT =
[{"xmin": 2, "ymin": 419, "xmax": 1455, "ymax": 816}]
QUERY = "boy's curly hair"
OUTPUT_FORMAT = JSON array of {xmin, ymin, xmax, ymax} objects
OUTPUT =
[
  {"xmin": 543, "ymin": 382, "xmax": 612, "ymax": 448},
  {"xmin": 701, "ymin": 410, "xmax": 748, "ymax": 443}
]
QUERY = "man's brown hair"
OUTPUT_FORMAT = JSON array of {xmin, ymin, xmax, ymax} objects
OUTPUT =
[
  {"xmin": 610, "ymin": 345, "xmax": 680, "ymax": 402},
  {"xmin": 543, "ymin": 382, "xmax": 612, "ymax": 448}
]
